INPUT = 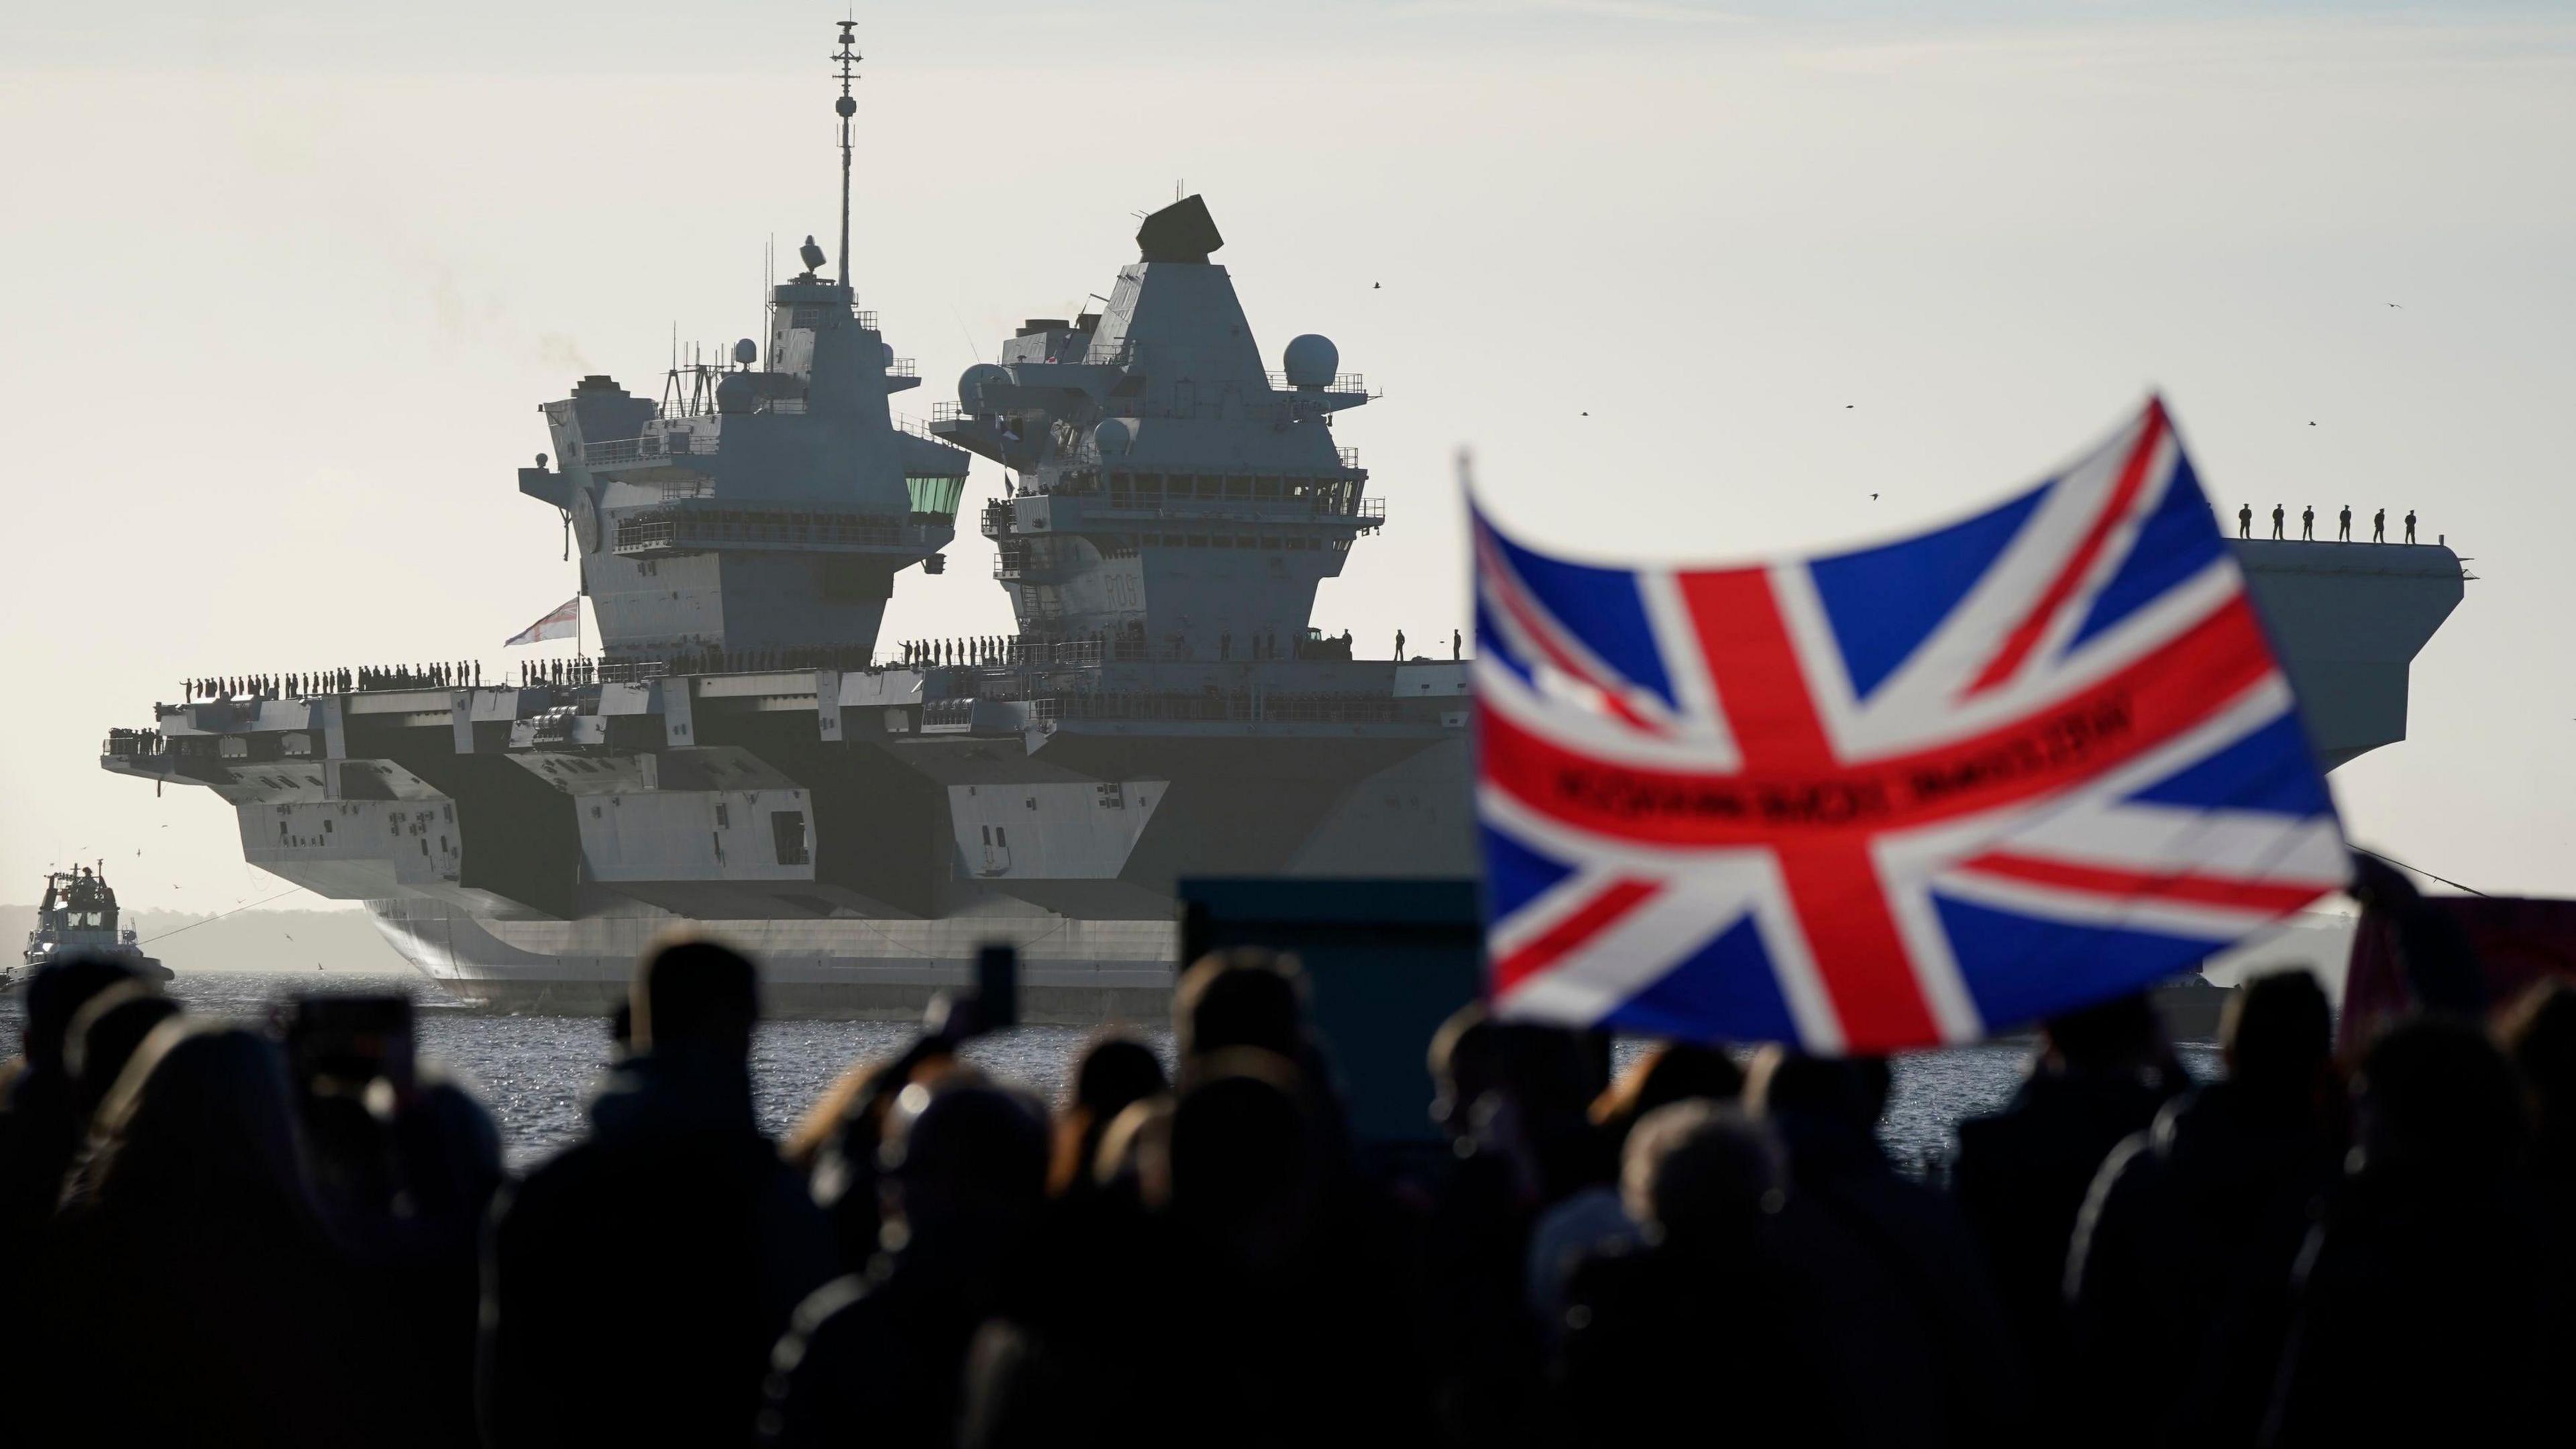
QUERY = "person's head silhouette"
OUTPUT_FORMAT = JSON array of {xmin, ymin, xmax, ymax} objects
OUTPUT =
[
  {"xmin": 2222, "ymin": 969, "xmax": 2332, "ymax": 1109},
  {"xmin": 632, "ymin": 937, "xmax": 760, "ymax": 1060}
]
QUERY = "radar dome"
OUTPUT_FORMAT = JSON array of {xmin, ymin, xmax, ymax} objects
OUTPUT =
[
  {"xmin": 957, "ymin": 363, "xmax": 1009, "ymax": 411},
  {"xmin": 715, "ymin": 371, "xmax": 755, "ymax": 415},
  {"xmin": 733, "ymin": 337, "xmax": 758, "ymax": 366},
  {"xmin": 1092, "ymin": 418, "xmax": 1136, "ymax": 458},
  {"xmin": 1282, "ymin": 333, "xmax": 1339, "ymax": 388},
  {"xmin": 881, "ymin": 342, "xmax": 896, "ymax": 368}
]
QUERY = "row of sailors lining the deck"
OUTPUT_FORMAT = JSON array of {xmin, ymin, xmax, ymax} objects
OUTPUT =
[
  {"xmin": 182, "ymin": 663, "xmax": 483, "ymax": 701},
  {"xmin": 894, "ymin": 627, "xmax": 1364, "ymax": 669},
  {"xmin": 2240, "ymin": 504, "xmax": 2426, "ymax": 543},
  {"xmin": 168, "ymin": 626, "xmax": 1401, "ymax": 718},
  {"xmin": 898, "ymin": 637, "xmax": 1092, "ymax": 669}
]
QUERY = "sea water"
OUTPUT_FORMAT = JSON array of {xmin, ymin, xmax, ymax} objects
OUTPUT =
[{"xmin": 6, "ymin": 971, "xmax": 2214, "ymax": 1172}]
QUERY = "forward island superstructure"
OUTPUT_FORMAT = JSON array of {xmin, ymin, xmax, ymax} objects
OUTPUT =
[{"xmin": 95, "ymin": 36, "xmax": 2465, "ymax": 1016}]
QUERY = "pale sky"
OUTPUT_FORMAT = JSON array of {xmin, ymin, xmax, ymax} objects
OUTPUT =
[{"xmin": 4, "ymin": 2, "xmax": 2571, "ymax": 914}]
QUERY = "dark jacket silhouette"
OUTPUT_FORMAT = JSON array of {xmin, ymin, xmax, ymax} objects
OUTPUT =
[
  {"xmin": 0, "ymin": 955, "xmax": 149, "ymax": 1240},
  {"xmin": 37, "ymin": 1023, "xmax": 364, "ymax": 1449},
  {"xmin": 2262, "ymin": 1018, "xmax": 2550, "ymax": 1446},
  {"xmin": 483, "ymin": 1046, "xmax": 837, "ymax": 1448},
  {"xmin": 765, "ymin": 1082, "xmax": 1052, "ymax": 1448},
  {"xmin": 2067, "ymin": 1081, "xmax": 2343, "ymax": 1445},
  {"xmin": 1758, "ymin": 1055, "xmax": 2029, "ymax": 1446},
  {"xmin": 2066, "ymin": 973, "xmax": 2344, "ymax": 1447},
  {"xmin": 1951, "ymin": 999, "xmax": 2184, "ymax": 1412},
  {"xmin": 1556, "ymin": 1102, "xmax": 1840, "ymax": 1448}
]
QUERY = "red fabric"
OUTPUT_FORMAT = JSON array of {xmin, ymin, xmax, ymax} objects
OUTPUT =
[{"xmin": 2340, "ymin": 896, "xmax": 2576, "ymax": 1052}]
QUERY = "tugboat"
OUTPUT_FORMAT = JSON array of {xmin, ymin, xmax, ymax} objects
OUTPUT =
[{"xmin": 13, "ymin": 865, "xmax": 173, "ymax": 989}]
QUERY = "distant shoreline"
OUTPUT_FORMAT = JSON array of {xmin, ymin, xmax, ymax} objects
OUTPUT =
[{"xmin": 5, "ymin": 905, "xmax": 413, "ymax": 975}]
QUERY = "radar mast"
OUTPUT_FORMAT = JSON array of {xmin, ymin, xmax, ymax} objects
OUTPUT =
[{"xmin": 833, "ymin": 19, "xmax": 861, "ymax": 288}]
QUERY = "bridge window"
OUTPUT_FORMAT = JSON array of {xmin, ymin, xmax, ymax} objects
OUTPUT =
[
  {"xmin": 772, "ymin": 811, "xmax": 810, "ymax": 866},
  {"xmin": 906, "ymin": 475, "xmax": 965, "ymax": 519}
]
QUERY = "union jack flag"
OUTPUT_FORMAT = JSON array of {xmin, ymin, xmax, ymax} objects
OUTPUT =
[{"xmin": 1474, "ymin": 397, "xmax": 2348, "ymax": 1053}]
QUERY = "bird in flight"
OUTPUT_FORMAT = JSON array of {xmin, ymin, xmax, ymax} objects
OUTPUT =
[{"xmin": 1870, "ymin": 492, "xmax": 1880, "ymax": 500}]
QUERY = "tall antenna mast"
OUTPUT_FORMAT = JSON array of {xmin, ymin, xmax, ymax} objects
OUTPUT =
[{"xmin": 833, "ymin": 19, "xmax": 861, "ymax": 289}]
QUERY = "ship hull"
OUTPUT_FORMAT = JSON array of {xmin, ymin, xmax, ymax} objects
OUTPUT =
[
  {"xmin": 367, "ymin": 894, "xmax": 1178, "ymax": 1021},
  {"xmin": 109, "ymin": 541, "xmax": 2458, "ymax": 1023}
]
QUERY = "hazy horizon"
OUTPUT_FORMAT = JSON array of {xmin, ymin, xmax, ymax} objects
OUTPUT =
[{"xmin": 5, "ymin": 2, "xmax": 2571, "ymax": 912}]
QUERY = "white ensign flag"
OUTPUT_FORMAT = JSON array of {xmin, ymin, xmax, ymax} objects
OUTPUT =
[{"xmin": 504, "ymin": 598, "xmax": 580, "ymax": 647}]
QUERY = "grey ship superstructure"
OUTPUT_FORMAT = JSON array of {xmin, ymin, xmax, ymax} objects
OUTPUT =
[
  {"xmin": 102, "ymin": 178, "xmax": 1473, "ymax": 1016},
  {"xmin": 95, "ymin": 41, "xmax": 2467, "ymax": 1014}
]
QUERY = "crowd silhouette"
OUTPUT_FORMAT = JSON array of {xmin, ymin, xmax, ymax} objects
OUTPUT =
[{"xmin": 2, "ymin": 874, "xmax": 2570, "ymax": 1447}]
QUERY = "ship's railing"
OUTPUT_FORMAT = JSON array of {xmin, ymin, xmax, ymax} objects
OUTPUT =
[
  {"xmin": 765, "ymin": 398, "xmax": 808, "ymax": 415},
  {"xmin": 896, "ymin": 638, "xmax": 1104, "ymax": 670},
  {"xmin": 930, "ymin": 400, "xmax": 972, "ymax": 425},
  {"xmin": 103, "ymin": 729, "xmax": 163, "ymax": 758},
  {"xmin": 614, "ymin": 506, "xmax": 926, "ymax": 555},
  {"xmin": 889, "ymin": 358, "xmax": 918, "ymax": 380},
  {"xmin": 596, "ymin": 659, "xmax": 671, "ymax": 684},
  {"xmin": 1042, "ymin": 690, "xmax": 1401, "ymax": 726},
  {"xmin": 580, "ymin": 430, "xmax": 721, "ymax": 468},
  {"xmin": 890, "ymin": 411, "xmax": 947, "ymax": 443},
  {"xmin": 1264, "ymin": 370, "xmax": 1367, "ymax": 394},
  {"xmin": 853, "ymin": 310, "xmax": 879, "ymax": 332},
  {"xmin": 1078, "ymin": 490, "xmax": 1386, "ymax": 526}
]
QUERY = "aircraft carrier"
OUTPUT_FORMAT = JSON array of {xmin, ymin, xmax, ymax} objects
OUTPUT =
[{"xmin": 95, "ymin": 34, "xmax": 2467, "ymax": 1019}]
